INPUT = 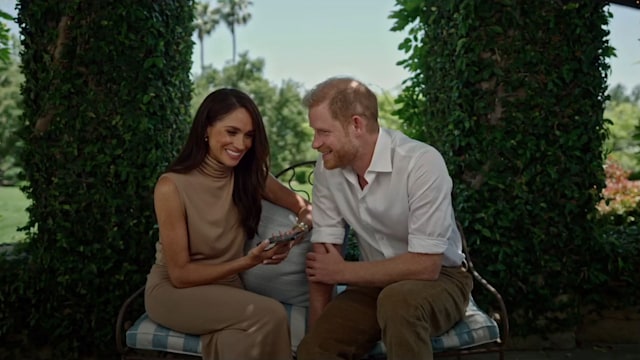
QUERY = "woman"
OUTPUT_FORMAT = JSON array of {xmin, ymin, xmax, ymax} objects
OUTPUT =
[{"xmin": 145, "ymin": 88, "xmax": 312, "ymax": 360}]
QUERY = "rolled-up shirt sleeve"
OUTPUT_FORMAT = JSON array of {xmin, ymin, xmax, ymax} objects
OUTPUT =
[
  {"xmin": 406, "ymin": 149, "xmax": 455, "ymax": 254},
  {"xmin": 310, "ymin": 159, "xmax": 346, "ymax": 245}
]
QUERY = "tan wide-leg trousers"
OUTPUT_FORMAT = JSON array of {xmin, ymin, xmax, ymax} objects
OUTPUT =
[{"xmin": 145, "ymin": 265, "xmax": 292, "ymax": 360}]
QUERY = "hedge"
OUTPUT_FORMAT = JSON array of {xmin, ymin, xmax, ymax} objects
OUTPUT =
[{"xmin": 0, "ymin": 1, "xmax": 193, "ymax": 358}]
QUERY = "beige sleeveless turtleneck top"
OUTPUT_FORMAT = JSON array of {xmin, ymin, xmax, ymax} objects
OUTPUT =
[{"xmin": 153, "ymin": 155, "xmax": 246, "ymax": 284}]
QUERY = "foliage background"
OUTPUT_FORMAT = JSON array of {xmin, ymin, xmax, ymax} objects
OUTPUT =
[
  {"xmin": 0, "ymin": 1, "xmax": 351, "ymax": 357},
  {"xmin": 191, "ymin": 53, "xmax": 315, "ymax": 174},
  {"xmin": 0, "ymin": 0, "xmax": 639, "ymax": 358},
  {"xmin": 0, "ymin": 14, "xmax": 22, "ymax": 186},
  {"xmin": 391, "ymin": 0, "xmax": 638, "ymax": 336},
  {"xmin": 0, "ymin": 10, "xmax": 11, "ymax": 64},
  {"xmin": 189, "ymin": 53, "xmax": 403, "ymax": 175},
  {"xmin": 0, "ymin": 1, "xmax": 193, "ymax": 358},
  {"xmin": 605, "ymin": 84, "xmax": 640, "ymax": 176}
]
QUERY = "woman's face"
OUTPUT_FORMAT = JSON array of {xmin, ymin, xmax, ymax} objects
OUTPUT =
[{"xmin": 206, "ymin": 107, "xmax": 255, "ymax": 167}]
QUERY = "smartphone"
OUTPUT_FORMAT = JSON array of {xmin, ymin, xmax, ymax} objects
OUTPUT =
[{"xmin": 260, "ymin": 229, "xmax": 306, "ymax": 250}]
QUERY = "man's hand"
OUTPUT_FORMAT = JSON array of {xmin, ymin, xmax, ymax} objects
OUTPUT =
[{"xmin": 305, "ymin": 243, "xmax": 345, "ymax": 284}]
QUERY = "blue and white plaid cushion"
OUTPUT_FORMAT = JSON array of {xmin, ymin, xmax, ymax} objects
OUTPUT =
[
  {"xmin": 125, "ymin": 298, "xmax": 498, "ymax": 356},
  {"xmin": 366, "ymin": 297, "xmax": 500, "ymax": 355},
  {"xmin": 126, "ymin": 303, "xmax": 307, "ymax": 356},
  {"xmin": 126, "ymin": 313, "xmax": 202, "ymax": 355}
]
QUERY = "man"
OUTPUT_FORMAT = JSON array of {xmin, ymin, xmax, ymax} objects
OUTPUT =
[{"xmin": 297, "ymin": 77, "xmax": 473, "ymax": 360}]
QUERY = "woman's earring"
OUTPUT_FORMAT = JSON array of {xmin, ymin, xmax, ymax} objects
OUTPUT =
[{"xmin": 204, "ymin": 136, "xmax": 209, "ymax": 142}]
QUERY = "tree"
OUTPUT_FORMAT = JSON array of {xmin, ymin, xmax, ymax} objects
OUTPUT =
[
  {"xmin": 391, "ymin": 1, "xmax": 612, "ymax": 335},
  {"xmin": 630, "ymin": 84, "xmax": 640, "ymax": 104},
  {"xmin": 7, "ymin": 1, "xmax": 193, "ymax": 357},
  {"xmin": 609, "ymin": 83, "xmax": 630, "ymax": 102},
  {"xmin": 604, "ymin": 87, "xmax": 640, "ymax": 173},
  {"xmin": 0, "ymin": 10, "xmax": 12, "ymax": 67},
  {"xmin": 194, "ymin": 1, "xmax": 220, "ymax": 74},
  {"xmin": 377, "ymin": 90, "xmax": 403, "ymax": 131},
  {"xmin": 192, "ymin": 53, "xmax": 314, "ymax": 173},
  {"xmin": 267, "ymin": 79, "xmax": 316, "ymax": 173},
  {"xmin": 0, "ymin": 35, "xmax": 23, "ymax": 185},
  {"xmin": 217, "ymin": 0, "xmax": 252, "ymax": 64}
]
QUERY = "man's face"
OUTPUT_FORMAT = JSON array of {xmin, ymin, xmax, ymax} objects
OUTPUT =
[{"xmin": 309, "ymin": 103, "xmax": 358, "ymax": 170}]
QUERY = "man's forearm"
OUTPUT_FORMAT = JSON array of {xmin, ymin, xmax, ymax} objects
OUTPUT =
[
  {"xmin": 340, "ymin": 252, "xmax": 443, "ymax": 287},
  {"xmin": 308, "ymin": 281, "xmax": 333, "ymax": 327}
]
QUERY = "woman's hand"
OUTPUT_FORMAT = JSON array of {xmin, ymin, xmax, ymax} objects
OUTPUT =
[{"xmin": 248, "ymin": 239, "xmax": 291, "ymax": 266}]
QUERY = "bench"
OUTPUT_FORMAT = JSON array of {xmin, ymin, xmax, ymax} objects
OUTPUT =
[{"xmin": 116, "ymin": 160, "xmax": 509, "ymax": 359}]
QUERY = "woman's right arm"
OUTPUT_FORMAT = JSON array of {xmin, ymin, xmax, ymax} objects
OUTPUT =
[{"xmin": 154, "ymin": 176, "xmax": 283, "ymax": 288}]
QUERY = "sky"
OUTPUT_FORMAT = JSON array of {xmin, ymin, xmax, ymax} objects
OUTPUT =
[{"xmin": 1, "ymin": 1, "xmax": 639, "ymax": 93}]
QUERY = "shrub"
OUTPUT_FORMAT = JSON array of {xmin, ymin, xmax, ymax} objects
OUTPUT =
[
  {"xmin": 391, "ymin": 1, "xmax": 611, "ymax": 335},
  {"xmin": 597, "ymin": 158, "xmax": 640, "ymax": 224},
  {"xmin": 587, "ymin": 158, "xmax": 640, "ymax": 311},
  {"xmin": 0, "ymin": 1, "xmax": 194, "ymax": 358}
]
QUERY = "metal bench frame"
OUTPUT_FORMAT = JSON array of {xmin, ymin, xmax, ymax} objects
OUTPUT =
[{"xmin": 116, "ymin": 160, "xmax": 509, "ymax": 359}]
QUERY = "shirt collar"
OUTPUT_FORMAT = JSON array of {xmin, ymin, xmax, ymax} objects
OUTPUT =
[
  {"xmin": 367, "ymin": 128, "xmax": 392, "ymax": 173},
  {"xmin": 336, "ymin": 127, "xmax": 393, "ymax": 182}
]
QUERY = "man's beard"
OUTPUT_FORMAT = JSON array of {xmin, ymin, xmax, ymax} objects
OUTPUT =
[{"xmin": 323, "ymin": 142, "xmax": 357, "ymax": 170}]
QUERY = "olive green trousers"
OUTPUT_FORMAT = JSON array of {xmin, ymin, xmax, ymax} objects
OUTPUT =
[{"xmin": 297, "ymin": 267, "xmax": 473, "ymax": 360}]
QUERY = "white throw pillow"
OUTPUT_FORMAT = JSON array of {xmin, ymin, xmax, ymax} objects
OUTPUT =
[{"xmin": 242, "ymin": 200, "xmax": 312, "ymax": 306}]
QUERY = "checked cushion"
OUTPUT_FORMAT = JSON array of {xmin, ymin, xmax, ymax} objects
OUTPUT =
[{"xmin": 125, "ymin": 298, "xmax": 498, "ymax": 356}]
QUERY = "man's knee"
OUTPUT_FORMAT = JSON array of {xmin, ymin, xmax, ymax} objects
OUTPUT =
[
  {"xmin": 377, "ymin": 281, "xmax": 425, "ymax": 320},
  {"xmin": 296, "ymin": 332, "xmax": 321, "ymax": 360},
  {"xmin": 377, "ymin": 280, "xmax": 450, "ymax": 336}
]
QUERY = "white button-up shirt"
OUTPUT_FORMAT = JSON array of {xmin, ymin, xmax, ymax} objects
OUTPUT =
[{"xmin": 311, "ymin": 128, "xmax": 465, "ymax": 267}]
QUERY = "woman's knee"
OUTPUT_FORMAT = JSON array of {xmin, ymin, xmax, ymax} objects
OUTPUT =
[{"xmin": 254, "ymin": 296, "xmax": 289, "ymax": 326}]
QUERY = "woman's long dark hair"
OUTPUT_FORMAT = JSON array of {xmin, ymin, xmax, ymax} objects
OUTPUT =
[{"xmin": 167, "ymin": 88, "xmax": 269, "ymax": 238}]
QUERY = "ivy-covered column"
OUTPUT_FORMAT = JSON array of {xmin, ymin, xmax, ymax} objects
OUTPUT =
[
  {"xmin": 392, "ymin": 1, "xmax": 611, "ymax": 336},
  {"xmin": 13, "ymin": 0, "xmax": 193, "ymax": 357}
]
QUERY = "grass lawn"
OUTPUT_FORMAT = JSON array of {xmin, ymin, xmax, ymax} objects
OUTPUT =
[{"xmin": 0, "ymin": 186, "xmax": 29, "ymax": 244}]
